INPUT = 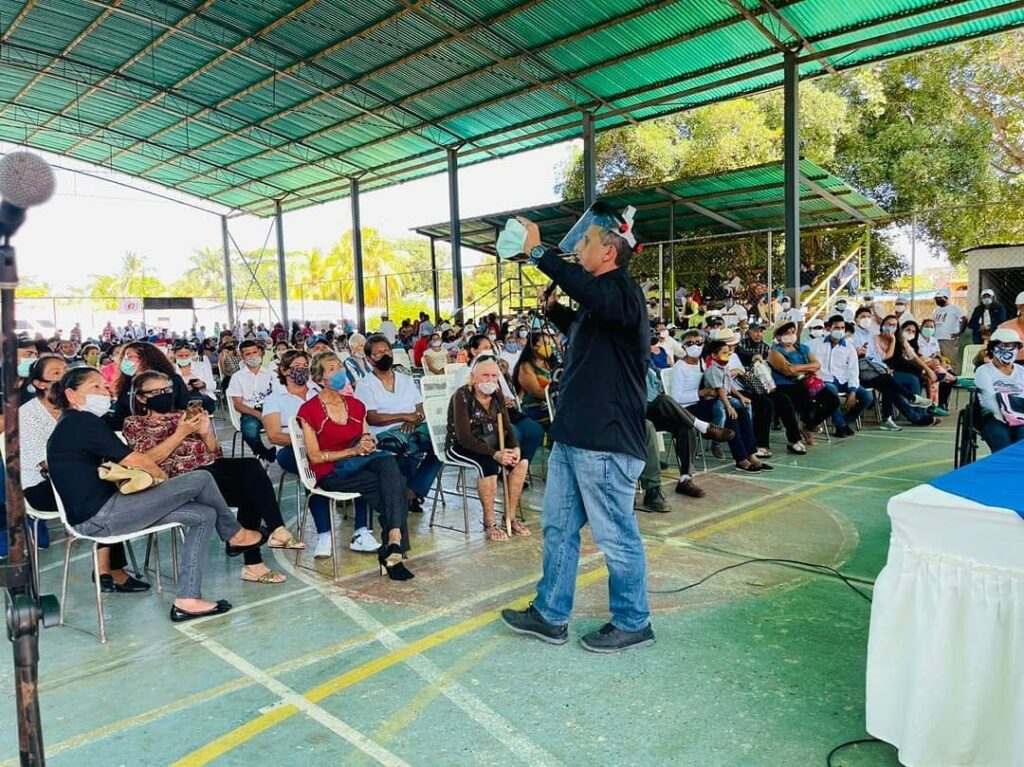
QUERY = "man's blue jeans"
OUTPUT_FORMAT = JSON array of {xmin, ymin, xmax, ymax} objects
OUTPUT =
[
  {"xmin": 824, "ymin": 381, "xmax": 873, "ymax": 429},
  {"xmin": 533, "ymin": 443, "xmax": 649, "ymax": 632},
  {"xmin": 240, "ymin": 412, "xmax": 273, "ymax": 459}
]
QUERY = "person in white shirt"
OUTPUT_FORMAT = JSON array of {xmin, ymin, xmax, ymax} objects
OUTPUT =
[
  {"xmin": 973, "ymin": 328, "xmax": 1024, "ymax": 452},
  {"xmin": 776, "ymin": 296, "xmax": 804, "ymax": 328},
  {"xmin": 833, "ymin": 297, "xmax": 854, "ymax": 323},
  {"xmin": 355, "ymin": 334, "xmax": 441, "ymax": 512},
  {"xmin": 171, "ymin": 341, "xmax": 217, "ymax": 410},
  {"xmin": 226, "ymin": 340, "xmax": 277, "ymax": 461},
  {"xmin": 725, "ymin": 270, "xmax": 743, "ymax": 296},
  {"xmin": 377, "ymin": 314, "xmax": 398, "ymax": 344},
  {"xmin": 893, "ymin": 299, "xmax": 916, "ymax": 327},
  {"xmin": 818, "ymin": 316, "xmax": 873, "ymax": 437},
  {"xmin": 653, "ymin": 320, "xmax": 683, "ymax": 362},
  {"xmin": 931, "ymin": 288, "xmax": 967, "ymax": 371},
  {"xmin": 721, "ymin": 296, "xmax": 748, "ymax": 328},
  {"xmin": 805, "ymin": 318, "xmax": 826, "ymax": 354}
]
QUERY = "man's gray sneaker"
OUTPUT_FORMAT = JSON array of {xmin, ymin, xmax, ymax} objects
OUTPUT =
[
  {"xmin": 501, "ymin": 604, "xmax": 568, "ymax": 645},
  {"xmin": 580, "ymin": 622, "xmax": 655, "ymax": 654}
]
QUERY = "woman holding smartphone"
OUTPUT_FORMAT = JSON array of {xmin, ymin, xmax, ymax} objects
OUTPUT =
[{"xmin": 122, "ymin": 370, "xmax": 301, "ymax": 585}]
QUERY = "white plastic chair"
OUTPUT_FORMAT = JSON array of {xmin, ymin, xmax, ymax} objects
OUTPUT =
[
  {"xmin": 419, "ymin": 374, "xmax": 449, "ymax": 401},
  {"xmin": 225, "ymin": 395, "xmax": 268, "ymax": 458},
  {"xmin": 391, "ymin": 348, "xmax": 412, "ymax": 371},
  {"xmin": 52, "ymin": 485, "xmax": 181, "ymax": 644},
  {"xmin": 423, "ymin": 395, "xmax": 479, "ymax": 536},
  {"xmin": 287, "ymin": 418, "xmax": 361, "ymax": 581},
  {"xmin": 661, "ymin": 365, "xmax": 708, "ymax": 472}
]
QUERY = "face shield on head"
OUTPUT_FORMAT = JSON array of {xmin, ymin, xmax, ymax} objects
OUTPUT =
[{"xmin": 557, "ymin": 202, "xmax": 640, "ymax": 256}]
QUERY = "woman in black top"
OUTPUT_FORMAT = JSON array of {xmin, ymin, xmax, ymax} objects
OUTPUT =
[
  {"xmin": 445, "ymin": 359, "xmax": 530, "ymax": 541},
  {"xmin": 46, "ymin": 367, "xmax": 265, "ymax": 623}
]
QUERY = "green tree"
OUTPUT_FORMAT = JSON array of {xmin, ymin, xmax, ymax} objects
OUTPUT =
[
  {"xmin": 16, "ymin": 275, "xmax": 52, "ymax": 298},
  {"xmin": 171, "ymin": 246, "xmax": 226, "ymax": 299},
  {"xmin": 86, "ymin": 252, "xmax": 167, "ymax": 308}
]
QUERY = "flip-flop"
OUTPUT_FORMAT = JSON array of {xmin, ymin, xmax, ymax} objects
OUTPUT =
[
  {"xmin": 241, "ymin": 569, "xmax": 287, "ymax": 584},
  {"xmin": 268, "ymin": 534, "xmax": 306, "ymax": 550}
]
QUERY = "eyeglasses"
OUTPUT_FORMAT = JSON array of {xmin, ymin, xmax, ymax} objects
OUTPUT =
[{"xmin": 139, "ymin": 386, "xmax": 173, "ymax": 399}]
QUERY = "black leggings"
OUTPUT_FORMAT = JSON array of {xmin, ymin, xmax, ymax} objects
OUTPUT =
[
  {"xmin": 24, "ymin": 481, "xmax": 127, "ymax": 570},
  {"xmin": 747, "ymin": 390, "xmax": 802, "ymax": 447},
  {"xmin": 198, "ymin": 458, "xmax": 284, "ymax": 566},
  {"xmin": 777, "ymin": 384, "xmax": 840, "ymax": 430},
  {"xmin": 319, "ymin": 455, "xmax": 410, "ymax": 552}
]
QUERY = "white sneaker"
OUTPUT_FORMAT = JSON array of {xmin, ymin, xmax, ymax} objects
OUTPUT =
[
  {"xmin": 313, "ymin": 535, "xmax": 333, "ymax": 559},
  {"xmin": 911, "ymin": 394, "xmax": 933, "ymax": 408},
  {"xmin": 879, "ymin": 417, "xmax": 903, "ymax": 432},
  {"xmin": 349, "ymin": 528, "xmax": 380, "ymax": 553}
]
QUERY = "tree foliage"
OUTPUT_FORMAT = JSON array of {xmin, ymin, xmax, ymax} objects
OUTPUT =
[{"xmin": 558, "ymin": 30, "xmax": 1024, "ymax": 277}]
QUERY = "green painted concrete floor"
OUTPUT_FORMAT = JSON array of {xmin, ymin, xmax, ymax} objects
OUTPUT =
[{"xmin": 0, "ymin": 419, "xmax": 969, "ymax": 766}]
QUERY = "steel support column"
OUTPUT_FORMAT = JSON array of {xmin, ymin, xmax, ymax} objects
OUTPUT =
[
  {"xmin": 221, "ymin": 214, "xmax": 235, "ymax": 328},
  {"xmin": 350, "ymin": 177, "xmax": 366, "ymax": 331},
  {"xmin": 583, "ymin": 111, "xmax": 596, "ymax": 208},
  {"xmin": 429, "ymin": 236, "xmax": 440, "ymax": 321},
  {"xmin": 448, "ymin": 148, "xmax": 464, "ymax": 318},
  {"xmin": 274, "ymin": 201, "xmax": 289, "ymax": 329},
  {"xmin": 783, "ymin": 50, "xmax": 801, "ymax": 306}
]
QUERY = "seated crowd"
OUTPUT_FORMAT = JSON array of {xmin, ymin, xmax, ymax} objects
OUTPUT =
[{"xmin": 6, "ymin": 285, "xmax": 1021, "ymax": 623}]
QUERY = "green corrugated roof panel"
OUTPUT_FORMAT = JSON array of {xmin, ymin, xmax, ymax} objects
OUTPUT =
[
  {"xmin": 413, "ymin": 159, "xmax": 889, "ymax": 251},
  {"xmin": 0, "ymin": 0, "xmax": 1020, "ymax": 216}
]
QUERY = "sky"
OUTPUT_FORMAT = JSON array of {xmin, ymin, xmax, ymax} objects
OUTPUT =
[
  {"xmin": 3, "ymin": 138, "xmax": 945, "ymax": 295},
  {"xmin": 3, "ymin": 141, "xmax": 577, "ymax": 293}
]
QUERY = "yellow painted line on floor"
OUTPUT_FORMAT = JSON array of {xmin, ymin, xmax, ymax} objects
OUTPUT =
[{"xmin": 172, "ymin": 565, "xmax": 611, "ymax": 766}]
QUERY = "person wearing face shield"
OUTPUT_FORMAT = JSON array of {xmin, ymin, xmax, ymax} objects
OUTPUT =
[
  {"xmin": 499, "ymin": 202, "xmax": 656, "ymax": 654},
  {"xmin": 968, "ymin": 289, "xmax": 1006, "ymax": 345}
]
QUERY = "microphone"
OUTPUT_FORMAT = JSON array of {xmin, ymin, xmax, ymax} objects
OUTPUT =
[{"xmin": 0, "ymin": 152, "xmax": 56, "ymax": 239}]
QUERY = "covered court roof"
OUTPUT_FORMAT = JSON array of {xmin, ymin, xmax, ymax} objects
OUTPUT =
[
  {"xmin": 1, "ymin": 0, "xmax": 1022, "ymax": 217},
  {"xmin": 413, "ymin": 159, "xmax": 890, "ymax": 253}
]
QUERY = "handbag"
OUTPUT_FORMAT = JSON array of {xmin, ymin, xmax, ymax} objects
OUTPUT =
[
  {"xmin": 858, "ymin": 357, "xmax": 888, "ymax": 385},
  {"xmin": 802, "ymin": 374, "xmax": 826, "ymax": 397},
  {"xmin": 97, "ymin": 461, "xmax": 164, "ymax": 495}
]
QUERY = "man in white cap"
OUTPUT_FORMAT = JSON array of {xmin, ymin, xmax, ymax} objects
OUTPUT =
[
  {"xmin": 997, "ymin": 291, "xmax": 1024, "ymax": 362},
  {"xmin": 893, "ymin": 297, "xmax": 916, "ymax": 326},
  {"xmin": 833, "ymin": 296, "xmax": 854, "ymax": 323},
  {"xmin": 805, "ymin": 317, "xmax": 827, "ymax": 356},
  {"xmin": 931, "ymin": 288, "xmax": 967, "ymax": 372},
  {"xmin": 968, "ymin": 288, "xmax": 1007, "ymax": 344}
]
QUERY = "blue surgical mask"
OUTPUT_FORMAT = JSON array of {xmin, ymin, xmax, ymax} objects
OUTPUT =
[
  {"xmin": 120, "ymin": 358, "xmax": 137, "ymax": 376},
  {"xmin": 17, "ymin": 359, "xmax": 33, "ymax": 378},
  {"xmin": 496, "ymin": 218, "xmax": 527, "ymax": 259},
  {"xmin": 328, "ymin": 369, "xmax": 348, "ymax": 390}
]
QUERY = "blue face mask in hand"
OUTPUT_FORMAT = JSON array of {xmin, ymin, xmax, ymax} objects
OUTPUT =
[{"xmin": 496, "ymin": 218, "xmax": 527, "ymax": 259}]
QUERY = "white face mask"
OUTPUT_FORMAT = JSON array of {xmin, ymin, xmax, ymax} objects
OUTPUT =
[
  {"xmin": 780, "ymin": 300, "xmax": 791, "ymax": 309},
  {"xmin": 779, "ymin": 334, "xmax": 797, "ymax": 345},
  {"xmin": 857, "ymin": 317, "xmax": 872, "ymax": 329},
  {"xmin": 809, "ymin": 329, "xmax": 823, "ymax": 338},
  {"xmin": 902, "ymin": 330, "xmax": 916, "ymax": 341},
  {"xmin": 476, "ymin": 381, "xmax": 499, "ymax": 395},
  {"xmin": 487, "ymin": 334, "xmax": 496, "ymax": 342},
  {"xmin": 684, "ymin": 344, "xmax": 703, "ymax": 359},
  {"xmin": 895, "ymin": 305, "xmax": 906, "ymax": 313},
  {"xmin": 835, "ymin": 303, "xmax": 847, "ymax": 311},
  {"xmin": 81, "ymin": 393, "xmax": 111, "ymax": 417},
  {"xmin": 175, "ymin": 357, "xmax": 193, "ymax": 368},
  {"xmin": 830, "ymin": 329, "xmax": 845, "ymax": 341}
]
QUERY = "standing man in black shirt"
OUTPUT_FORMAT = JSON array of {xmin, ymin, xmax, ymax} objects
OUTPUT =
[{"xmin": 501, "ymin": 202, "xmax": 655, "ymax": 653}]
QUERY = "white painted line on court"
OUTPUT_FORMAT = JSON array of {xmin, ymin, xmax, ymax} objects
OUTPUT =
[
  {"xmin": 276, "ymin": 553, "xmax": 563, "ymax": 767},
  {"xmin": 175, "ymin": 623, "xmax": 411, "ymax": 767}
]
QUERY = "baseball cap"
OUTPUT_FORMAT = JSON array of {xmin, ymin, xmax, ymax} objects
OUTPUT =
[
  {"xmin": 747, "ymin": 320, "xmax": 766, "ymax": 330},
  {"xmin": 990, "ymin": 328, "xmax": 1022, "ymax": 344},
  {"xmin": 807, "ymin": 318, "xmax": 825, "ymax": 329},
  {"xmin": 306, "ymin": 335, "xmax": 328, "ymax": 349},
  {"xmin": 1016, "ymin": 291, "xmax": 1024, "ymax": 306},
  {"xmin": 981, "ymin": 288, "xmax": 995, "ymax": 297}
]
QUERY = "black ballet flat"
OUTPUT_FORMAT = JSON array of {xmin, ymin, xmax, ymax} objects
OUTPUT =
[
  {"xmin": 93, "ymin": 572, "xmax": 151, "ymax": 593},
  {"xmin": 169, "ymin": 599, "xmax": 232, "ymax": 623},
  {"xmin": 225, "ymin": 528, "xmax": 269, "ymax": 558}
]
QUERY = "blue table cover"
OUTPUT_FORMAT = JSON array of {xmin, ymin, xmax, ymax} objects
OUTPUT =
[{"xmin": 929, "ymin": 440, "xmax": 1024, "ymax": 520}]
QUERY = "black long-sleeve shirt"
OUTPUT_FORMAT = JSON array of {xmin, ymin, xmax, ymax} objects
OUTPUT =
[{"xmin": 537, "ymin": 251, "xmax": 647, "ymax": 461}]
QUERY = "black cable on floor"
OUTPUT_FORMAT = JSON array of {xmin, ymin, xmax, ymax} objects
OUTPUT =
[
  {"xmin": 648, "ymin": 557, "xmax": 873, "ymax": 603},
  {"xmin": 826, "ymin": 737, "xmax": 893, "ymax": 766}
]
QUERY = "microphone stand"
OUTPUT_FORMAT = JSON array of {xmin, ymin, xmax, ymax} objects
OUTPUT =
[{"xmin": 1, "ymin": 235, "xmax": 59, "ymax": 766}]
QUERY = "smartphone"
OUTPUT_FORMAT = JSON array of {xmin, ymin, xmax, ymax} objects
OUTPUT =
[{"xmin": 185, "ymin": 400, "xmax": 204, "ymax": 419}]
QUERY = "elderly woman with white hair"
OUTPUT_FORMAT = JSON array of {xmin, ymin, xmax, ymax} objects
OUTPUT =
[
  {"xmin": 342, "ymin": 332, "xmax": 372, "ymax": 387},
  {"xmin": 446, "ymin": 358, "xmax": 530, "ymax": 541}
]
